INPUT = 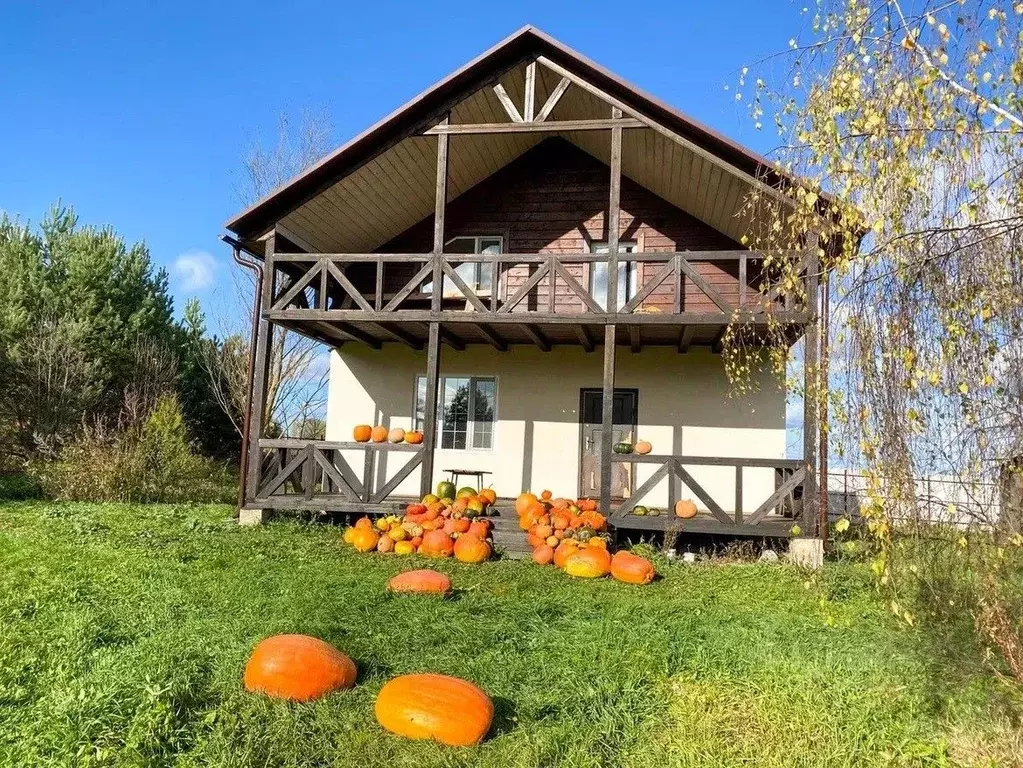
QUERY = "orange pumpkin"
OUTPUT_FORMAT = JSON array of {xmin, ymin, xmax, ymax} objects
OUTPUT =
[
  {"xmin": 370, "ymin": 425, "xmax": 388, "ymax": 443},
  {"xmin": 387, "ymin": 569, "xmax": 452, "ymax": 595},
  {"xmin": 480, "ymin": 488, "xmax": 497, "ymax": 505},
  {"xmin": 377, "ymin": 535, "xmax": 395, "ymax": 553},
  {"xmin": 404, "ymin": 430, "xmax": 424, "ymax": 445},
  {"xmin": 454, "ymin": 533, "xmax": 492, "ymax": 564},
  {"xmin": 551, "ymin": 497, "xmax": 570, "ymax": 510},
  {"xmin": 527, "ymin": 533, "xmax": 546, "ymax": 549},
  {"xmin": 354, "ymin": 516, "xmax": 374, "ymax": 530},
  {"xmin": 515, "ymin": 493, "xmax": 538, "ymax": 516},
  {"xmin": 675, "ymin": 499, "xmax": 698, "ymax": 519},
  {"xmin": 611, "ymin": 551, "xmax": 656, "ymax": 585},
  {"xmin": 634, "ymin": 440, "xmax": 653, "ymax": 455},
  {"xmin": 420, "ymin": 530, "xmax": 455, "ymax": 558},
  {"xmin": 375, "ymin": 673, "xmax": 493, "ymax": 746},
  {"xmin": 577, "ymin": 498, "xmax": 598, "ymax": 512},
  {"xmin": 564, "ymin": 547, "xmax": 612, "ymax": 579},
  {"xmin": 353, "ymin": 425, "xmax": 373, "ymax": 443},
  {"xmin": 532, "ymin": 544, "xmax": 555, "ymax": 565},
  {"xmin": 244, "ymin": 634, "xmax": 357, "ymax": 702},
  {"xmin": 553, "ymin": 541, "xmax": 579, "ymax": 569},
  {"xmin": 551, "ymin": 512, "xmax": 571, "ymax": 531},
  {"xmin": 388, "ymin": 427, "xmax": 406, "ymax": 443},
  {"xmin": 467, "ymin": 520, "xmax": 491, "ymax": 539},
  {"xmin": 351, "ymin": 527, "xmax": 380, "ymax": 553}
]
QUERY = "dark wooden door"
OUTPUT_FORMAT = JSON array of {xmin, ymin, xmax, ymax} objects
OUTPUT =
[{"xmin": 579, "ymin": 389, "xmax": 638, "ymax": 499}]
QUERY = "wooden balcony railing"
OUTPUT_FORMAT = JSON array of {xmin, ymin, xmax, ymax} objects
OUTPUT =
[
  {"xmin": 610, "ymin": 454, "xmax": 807, "ymax": 527},
  {"xmin": 253, "ymin": 439, "xmax": 423, "ymax": 509},
  {"xmin": 266, "ymin": 250, "xmax": 811, "ymax": 325}
]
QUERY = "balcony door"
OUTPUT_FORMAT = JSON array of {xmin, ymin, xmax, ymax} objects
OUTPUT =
[
  {"xmin": 589, "ymin": 241, "xmax": 637, "ymax": 310},
  {"xmin": 578, "ymin": 388, "xmax": 638, "ymax": 500}
]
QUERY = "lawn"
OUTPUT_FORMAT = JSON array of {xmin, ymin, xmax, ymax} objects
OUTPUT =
[{"xmin": 0, "ymin": 503, "xmax": 1018, "ymax": 767}]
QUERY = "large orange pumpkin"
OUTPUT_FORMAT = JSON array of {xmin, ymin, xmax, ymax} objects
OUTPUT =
[
  {"xmin": 375, "ymin": 673, "xmax": 494, "ymax": 746},
  {"xmin": 387, "ymin": 569, "xmax": 452, "ymax": 595},
  {"xmin": 611, "ymin": 551, "xmax": 656, "ymax": 585},
  {"xmin": 351, "ymin": 527, "xmax": 380, "ymax": 552},
  {"xmin": 514, "ymin": 492, "xmax": 538, "ymax": 516},
  {"xmin": 467, "ymin": 520, "xmax": 491, "ymax": 539},
  {"xmin": 244, "ymin": 634, "xmax": 357, "ymax": 702},
  {"xmin": 675, "ymin": 499, "xmax": 698, "ymax": 519},
  {"xmin": 353, "ymin": 425, "xmax": 373, "ymax": 443},
  {"xmin": 420, "ymin": 530, "xmax": 455, "ymax": 558},
  {"xmin": 564, "ymin": 547, "xmax": 612, "ymax": 578},
  {"xmin": 370, "ymin": 425, "xmax": 388, "ymax": 443},
  {"xmin": 454, "ymin": 533, "xmax": 491, "ymax": 564},
  {"xmin": 532, "ymin": 544, "xmax": 555, "ymax": 565}
]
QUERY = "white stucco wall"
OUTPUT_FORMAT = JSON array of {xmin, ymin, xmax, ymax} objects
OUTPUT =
[{"xmin": 326, "ymin": 343, "xmax": 786, "ymax": 512}]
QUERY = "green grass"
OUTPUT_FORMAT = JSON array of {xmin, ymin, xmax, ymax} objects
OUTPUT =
[{"xmin": 0, "ymin": 502, "xmax": 1018, "ymax": 767}]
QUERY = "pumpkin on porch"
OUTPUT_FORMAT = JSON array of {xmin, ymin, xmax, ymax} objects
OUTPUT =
[
  {"xmin": 404, "ymin": 430, "xmax": 424, "ymax": 445},
  {"xmin": 371, "ymin": 425, "xmax": 389, "ymax": 443},
  {"xmin": 612, "ymin": 442, "xmax": 634, "ymax": 454},
  {"xmin": 353, "ymin": 425, "xmax": 373, "ymax": 443},
  {"xmin": 563, "ymin": 547, "xmax": 612, "ymax": 578},
  {"xmin": 388, "ymin": 427, "xmax": 406, "ymax": 443},
  {"xmin": 634, "ymin": 440, "xmax": 653, "ymax": 455},
  {"xmin": 675, "ymin": 499, "xmax": 698, "ymax": 519},
  {"xmin": 420, "ymin": 530, "xmax": 455, "ymax": 558},
  {"xmin": 244, "ymin": 634, "xmax": 357, "ymax": 702},
  {"xmin": 387, "ymin": 569, "xmax": 452, "ymax": 595},
  {"xmin": 514, "ymin": 492, "xmax": 538, "ymax": 516},
  {"xmin": 374, "ymin": 673, "xmax": 494, "ymax": 746},
  {"xmin": 454, "ymin": 533, "xmax": 491, "ymax": 563},
  {"xmin": 611, "ymin": 551, "xmax": 656, "ymax": 585}
]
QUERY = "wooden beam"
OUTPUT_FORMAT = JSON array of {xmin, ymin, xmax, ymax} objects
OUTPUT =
[
  {"xmin": 423, "ymin": 117, "xmax": 644, "ymax": 135},
  {"xmin": 438, "ymin": 325, "xmax": 465, "ymax": 351},
  {"xmin": 607, "ymin": 108, "xmax": 622, "ymax": 312},
  {"xmin": 520, "ymin": 324, "xmax": 551, "ymax": 352},
  {"xmin": 420, "ymin": 323, "xmax": 441, "ymax": 498},
  {"xmin": 599, "ymin": 325, "xmax": 617, "ymax": 516},
  {"xmin": 523, "ymin": 61, "xmax": 536, "ymax": 122},
  {"xmin": 711, "ymin": 327, "xmax": 727, "ymax": 354},
  {"xmin": 432, "ymin": 117, "xmax": 449, "ymax": 314},
  {"xmin": 473, "ymin": 323, "xmax": 507, "ymax": 351},
  {"xmin": 372, "ymin": 323, "xmax": 423, "ymax": 350},
  {"xmin": 336, "ymin": 323, "xmax": 382, "ymax": 350},
  {"xmin": 629, "ymin": 325, "xmax": 641, "ymax": 353},
  {"xmin": 678, "ymin": 325, "xmax": 695, "ymax": 353},
  {"xmin": 535, "ymin": 76, "xmax": 571, "ymax": 121},
  {"xmin": 492, "ymin": 83, "xmax": 523, "ymax": 122},
  {"xmin": 802, "ymin": 252, "xmax": 821, "ymax": 535},
  {"xmin": 574, "ymin": 325, "xmax": 595, "ymax": 352},
  {"xmin": 245, "ymin": 230, "xmax": 276, "ymax": 504}
]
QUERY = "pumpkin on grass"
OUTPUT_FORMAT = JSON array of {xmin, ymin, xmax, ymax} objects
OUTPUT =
[
  {"xmin": 353, "ymin": 425, "xmax": 373, "ymax": 443},
  {"xmin": 454, "ymin": 533, "xmax": 491, "ymax": 564},
  {"xmin": 244, "ymin": 634, "xmax": 357, "ymax": 702},
  {"xmin": 553, "ymin": 541, "xmax": 579, "ymax": 569},
  {"xmin": 611, "ymin": 550, "xmax": 656, "ymax": 585},
  {"xmin": 419, "ymin": 530, "xmax": 455, "ymax": 558},
  {"xmin": 564, "ymin": 547, "xmax": 612, "ymax": 579},
  {"xmin": 375, "ymin": 673, "xmax": 493, "ymax": 746},
  {"xmin": 350, "ymin": 527, "xmax": 380, "ymax": 553},
  {"xmin": 532, "ymin": 544, "xmax": 555, "ymax": 565},
  {"xmin": 387, "ymin": 569, "xmax": 452, "ymax": 595}
]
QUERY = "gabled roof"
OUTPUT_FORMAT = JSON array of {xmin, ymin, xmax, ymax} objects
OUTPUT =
[{"xmin": 226, "ymin": 25, "xmax": 788, "ymax": 249}]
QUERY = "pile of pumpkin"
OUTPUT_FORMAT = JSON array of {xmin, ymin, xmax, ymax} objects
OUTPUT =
[
  {"xmin": 352, "ymin": 423, "xmax": 424, "ymax": 445},
  {"xmin": 343, "ymin": 481, "xmax": 497, "ymax": 563},
  {"xmin": 515, "ymin": 491, "xmax": 655, "ymax": 585},
  {"xmin": 244, "ymin": 568, "xmax": 493, "ymax": 747}
]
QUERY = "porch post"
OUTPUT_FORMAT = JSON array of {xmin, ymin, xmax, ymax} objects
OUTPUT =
[
  {"xmin": 431, "ymin": 114, "xmax": 449, "ymax": 313},
  {"xmin": 600, "ymin": 325, "xmax": 617, "ymax": 514},
  {"xmin": 244, "ymin": 230, "xmax": 276, "ymax": 505},
  {"xmin": 607, "ymin": 107, "xmax": 623, "ymax": 312},
  {"xmin": 420, "ymin": 322, "xmax": 442, "ymax": 498},
  {"xmin": 801, "ymin": 251, "xmax": 820, "ymax": 535}
]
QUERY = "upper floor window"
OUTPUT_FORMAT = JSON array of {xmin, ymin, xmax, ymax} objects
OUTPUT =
[
  {"xmin": 589, "ymin": 241, "xmax": 637, "ymax": 310},
  {"xmin": 424, "ymin": 235, "xmax": 502, "ymax": 296}
]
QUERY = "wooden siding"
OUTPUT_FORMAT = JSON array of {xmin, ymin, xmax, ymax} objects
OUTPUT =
[{"xmin": 373, "ymin": 138, "xmax": 754, "ymax": 314}]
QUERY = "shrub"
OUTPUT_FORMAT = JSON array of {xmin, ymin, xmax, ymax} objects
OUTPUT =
[
  {"xmin": 0, "ymin": 473, "xmax": 43, "ymax": 501},
  {"xmin": 32, "ymin": 396, "xmax": 236, "ymax": 504}
]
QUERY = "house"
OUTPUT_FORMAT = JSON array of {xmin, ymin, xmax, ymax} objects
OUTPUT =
[{"xmin": 223, "ymin": 26, "xmax": 823, "ymax": 541}]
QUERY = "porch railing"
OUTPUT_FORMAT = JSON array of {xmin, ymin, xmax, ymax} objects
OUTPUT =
[
  {"xmin": 266, "ymin": 250, "xmax": 810, "ymax": 323},
  {"xmin": 610, "ymin": 454, "xmax": 807, "ymax": 527},
  {"xmin": 253, "ymin": 439, "xmax": 423, "ymax": 508}
]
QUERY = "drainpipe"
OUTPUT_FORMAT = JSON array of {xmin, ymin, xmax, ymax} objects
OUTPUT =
[{"xmin": 220, "ymin": 234, "xmax": 263, "ymax": 511}]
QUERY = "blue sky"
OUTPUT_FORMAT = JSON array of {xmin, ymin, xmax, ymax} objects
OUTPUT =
[{"xmin": 1, "ymin": 0, "xmax": 809, "ymax": 313}]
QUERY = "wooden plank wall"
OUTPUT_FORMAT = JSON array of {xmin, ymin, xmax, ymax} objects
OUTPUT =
[{"xmin": 371, "ymin": 138, "xmax": 754, "ymax": 313}]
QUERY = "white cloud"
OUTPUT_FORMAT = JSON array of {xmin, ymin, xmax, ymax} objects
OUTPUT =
[{"xmin": 173, "ymin": 250, "xmax": 217, "ymax": 291}]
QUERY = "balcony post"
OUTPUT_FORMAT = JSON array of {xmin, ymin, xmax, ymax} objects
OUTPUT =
[
  {"xmin": 245, "ymin": 229, "xmax": 276, "ymax": 505},
  {"xmin": 420, "ymin": 322, "xmax": 442, "ymax": 498},
  {"xmin": 607, "ymin": 107, "xmax": 623, "ymax": 312},
  {"xmin": 431, "ymin": 114, "xmax": 449, "ymax": 313},
  {"xmin": 599, "ymin": 325, "xmax": 617, "ymax": 514},
  {"xmin": 801, "ymin": 250, "xmax": 820, "ymax": 535}
]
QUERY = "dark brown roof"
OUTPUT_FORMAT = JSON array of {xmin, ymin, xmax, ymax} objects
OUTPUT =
[{"xmin": 225, "ymin": 25, "xmax": 785, "ymax": 240}]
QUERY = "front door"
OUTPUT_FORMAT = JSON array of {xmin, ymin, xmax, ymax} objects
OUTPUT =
[{"xmin": 579, "ymin": 389, "xmax": 638, "ymax": 500}]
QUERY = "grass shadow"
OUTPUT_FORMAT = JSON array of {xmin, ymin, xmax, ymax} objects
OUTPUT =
[{"xmin": 489, "ymin": 696, "xmax": 518, "ymax": 738}]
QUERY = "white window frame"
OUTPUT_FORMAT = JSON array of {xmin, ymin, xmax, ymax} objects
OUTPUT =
[
  {"xmin": 589, "ymin": 241, "xmax": 638, "ymax": 310},
  {"xmin": 423, "ymin": 235, "xmax": 504, "ymax": 297},
  {"xmin": 413, "ymin": 374, "xmax": 498, "ymax": 452}
]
